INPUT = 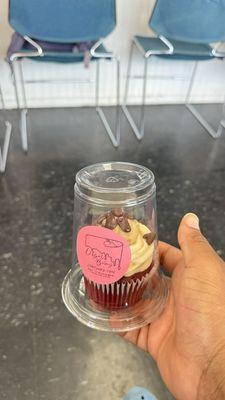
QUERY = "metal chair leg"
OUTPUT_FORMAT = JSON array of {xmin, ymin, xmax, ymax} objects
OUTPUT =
[
  {"xmin": 96, "ymin": 58, "xmax": 120, "ymax": 147},
  {"xmin": 123, "ymin": 41, "xmax": 134, "ymax": 109},
  {"xmin": 185, "ymin": 61, "xmax": 224, "ymax": 139},
  {"xmin": 0, "ymin": 121, "xmax": 12, "ymax": 173},
  {"xmin": 20, "ymin": 109, "xmax": 28, "ymax": 153},
  {"xmin": 122, "ymin": 41, "xmax": 149, "ymax": 140},
  {"xmin": 0, "ymin": 85, "xmax": 12, "ymax": 173},
  {"xmin": 12, "ymin": 60, "xmax": 28, "ymax": 152}
]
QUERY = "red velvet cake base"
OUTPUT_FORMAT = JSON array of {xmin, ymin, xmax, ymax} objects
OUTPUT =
[{"xmin": 84, "ymin": 262, "xmax": 154, "ymax": 310}]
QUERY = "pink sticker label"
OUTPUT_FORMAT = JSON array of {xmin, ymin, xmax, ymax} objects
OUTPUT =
[{"xmin": 77, "ymin": 226, "xmax": 131, "ymax": 284}]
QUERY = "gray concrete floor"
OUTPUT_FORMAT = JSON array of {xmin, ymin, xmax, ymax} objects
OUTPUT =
[{"xmin": 0, "ymin": 104, "xmax": 225, "ymax": 400}]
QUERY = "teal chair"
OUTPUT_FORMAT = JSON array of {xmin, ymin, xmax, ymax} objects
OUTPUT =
[
  {"xmin": 0, "ymin": 80, "xmax": 12, "ymax": 173},
  {"xmin": 8, "ymin": 0, "xmax": 120, "ymax": 150},
  {"xmin": 123, "ymin": 0, "xmax": 225, "ymax": 140}
]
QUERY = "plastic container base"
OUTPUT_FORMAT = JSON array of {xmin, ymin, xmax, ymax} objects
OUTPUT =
[{"xmin": 62, "ymin": 266, "xmax": 169, "ymax": 332}]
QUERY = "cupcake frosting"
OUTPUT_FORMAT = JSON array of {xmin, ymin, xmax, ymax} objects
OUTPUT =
[
  {"xmin": 113, "ymin": 219, "xmax": 154, "ymax": 277},
  {"xmin": 97, "ymin": 209, "xmax": 155, "ymax": 278}
]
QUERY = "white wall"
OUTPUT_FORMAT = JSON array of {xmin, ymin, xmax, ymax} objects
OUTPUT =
[{"xmin": 1, "ymin": 0, "xmax": 225, "ymax": 109}]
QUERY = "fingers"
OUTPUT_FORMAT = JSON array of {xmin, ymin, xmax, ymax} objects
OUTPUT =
[
  {"xmin": 119, "ymin": 326, "xmax": 149, "ymax": 352},
  {"xmin": 178, "ymin": 213, "xmax": 222, "ymax": 270},
  {"xmin": 158, "ymin": 241, "xmax": 183, "ymax": 274}
]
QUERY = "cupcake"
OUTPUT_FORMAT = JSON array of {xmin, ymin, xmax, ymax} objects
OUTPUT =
[{"xmin": 84, "ymin": 208, "xmax": 156, "ymax": 310}]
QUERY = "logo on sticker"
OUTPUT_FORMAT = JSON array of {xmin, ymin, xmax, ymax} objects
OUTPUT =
[{"xmin": 77, "ymin": 226, "xmax": 131, "ymax": 284}]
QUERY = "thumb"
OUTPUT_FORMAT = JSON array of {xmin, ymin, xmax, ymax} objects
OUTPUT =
[{"xmin": 178, "ymin": 213, "xmax": 221, "ymax": 269}]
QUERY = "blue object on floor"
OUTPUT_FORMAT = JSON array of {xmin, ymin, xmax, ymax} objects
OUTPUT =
[{"xmin": 123, "ymin": 386, "xmax": 157, "ymax": 400}]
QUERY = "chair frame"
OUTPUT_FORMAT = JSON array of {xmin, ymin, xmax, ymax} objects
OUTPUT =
[
  {"xmin": 0, "ymin": 83, "xmax": 12, "ymax": 173},
  {"xmin": 10, "ymin": 36, "xmax": 120, "ymax": 151},
  {"xmin": 122, "ymin": 36, "xmax": 225, "ymax": 140}
]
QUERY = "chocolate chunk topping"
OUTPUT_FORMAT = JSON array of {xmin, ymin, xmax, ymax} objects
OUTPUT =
[
  {"xmin": 118, "ymin": 218, "xmax": 131, "ymax": 232},
  {"xmin": 124, "ymin": 212, "xmax": 134, "ymax": 220},
  {"xmin": 96, "ymin": 208, "xmax": 132, "ymax": 232},
  {"xmin": 97, "ymin": 214, "xmax": 107, "ymax": 224},
  {"xmin": 143, "ymin": 232, "xmax": 156, "ymax": 245},
  {"xmin": 105, "ymin": 214, "xmax": 117, "ymax": 229},
  {"xmin": 112, "ymin": 208, "xmax": 123, "ymax": 217}
]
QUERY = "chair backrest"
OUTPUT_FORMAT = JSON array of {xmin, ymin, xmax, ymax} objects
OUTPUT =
[
  {"xmin": 150, "ymin": 0, "xmax": 225, "ymax": 43},
  {"xmin": 9, "ymin": 0, "xmax": 116, "ymax": 43}
]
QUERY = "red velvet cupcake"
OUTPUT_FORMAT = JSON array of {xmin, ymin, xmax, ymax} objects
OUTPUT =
[{"xmin": 84, "ymin": 209, "xmax": 156, "ymax": 310}]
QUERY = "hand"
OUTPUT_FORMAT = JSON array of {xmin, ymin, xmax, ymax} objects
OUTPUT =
[{"xmin": 119, "ymin": 214, "xmax": 225, "ymax": 400}]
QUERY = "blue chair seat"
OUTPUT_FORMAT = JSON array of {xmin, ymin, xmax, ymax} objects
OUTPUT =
[
  {"xmin": 135, "ymin": 36, "xmax": 215, "ymax": 60},
  {"xmin": 21, "ymin": 43, "xmax": 111, "ymax": 63}
]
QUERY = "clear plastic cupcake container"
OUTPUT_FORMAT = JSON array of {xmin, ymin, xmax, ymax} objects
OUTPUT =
[{"xmin": 62, "ymin": 162, "xmax": 169, "ymax": 332}]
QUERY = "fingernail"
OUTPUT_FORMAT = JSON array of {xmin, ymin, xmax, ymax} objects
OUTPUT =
[{"xmin": 184, "ymin": 213, "xmax": 200, "ymax": 229}]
